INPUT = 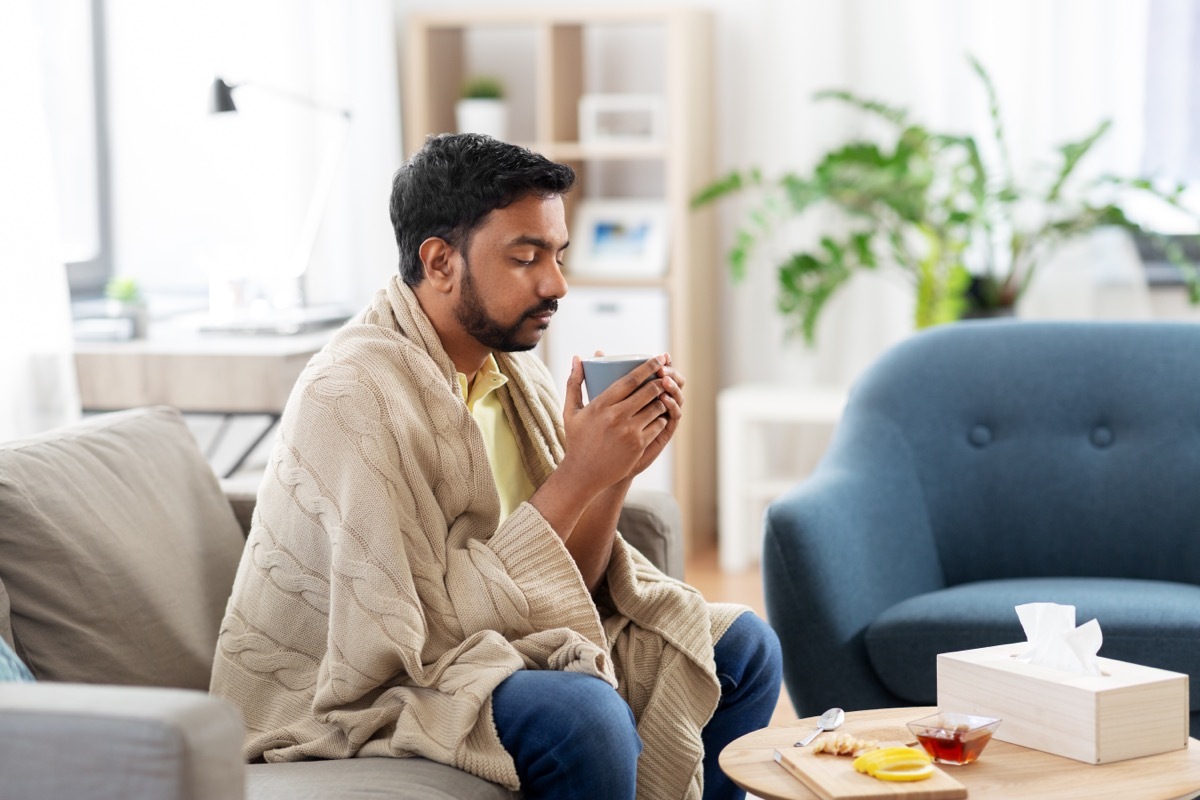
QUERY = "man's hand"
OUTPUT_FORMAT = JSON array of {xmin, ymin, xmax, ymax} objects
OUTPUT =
[
  {"xmin": 626, "ymin": 352, "xmax": 684, "ymax": 479},
  {"xmin": 527, "ymin": 353, "xmax": 683, "ymax": 593},
  {"xmin": 559, "ymin": 354, "xmax": 670, "ymax": 490}
]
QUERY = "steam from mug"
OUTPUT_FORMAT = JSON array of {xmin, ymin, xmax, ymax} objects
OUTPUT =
[{"xmin": 581, "ymin": 354, "xmax": 653, "ymax": 402}]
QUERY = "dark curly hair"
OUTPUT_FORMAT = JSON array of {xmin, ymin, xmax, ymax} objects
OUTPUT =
[{"xmin": 390, "ymin": 133, "xmax": 576, "ymax": 285}]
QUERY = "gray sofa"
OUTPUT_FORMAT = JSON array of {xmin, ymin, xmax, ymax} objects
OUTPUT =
[{"xmin": 0, "ymin": 405, "xmax": 685, "ymax": 800}]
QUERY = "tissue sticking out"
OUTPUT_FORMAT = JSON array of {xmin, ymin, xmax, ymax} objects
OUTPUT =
[{"xmin": 1015, "ymin": 602, "xmax": 1103, "ymax": 676}]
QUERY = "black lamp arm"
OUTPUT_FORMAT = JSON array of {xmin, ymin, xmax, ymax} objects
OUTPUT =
[{"xmin": 214, "ymin": 75, "xmax": 351, "ymax": 119}]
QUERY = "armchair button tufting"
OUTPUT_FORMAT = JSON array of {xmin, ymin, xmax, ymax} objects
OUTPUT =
[
  {"xmin": 968, "ymin": 425, "xmax": 992, "ymax": 447},
  {"xmin": 1091, "ymin": 426, "xmax": 1114, "ymax": 447}
]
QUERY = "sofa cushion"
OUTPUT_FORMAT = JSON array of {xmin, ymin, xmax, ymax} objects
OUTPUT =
[
  {"xmin": 865, "ymin": 577, "xmax": 1200, "ymax": 709},
  {"xmin": 246, "ymin": 757, "xmax": 517, "ymax": 800},
  {"xmin": 0, "ymin": 406, "xmax": 246, "ymax": 690}
]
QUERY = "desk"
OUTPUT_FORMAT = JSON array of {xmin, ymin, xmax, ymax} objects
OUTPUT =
[
  {"xmin": 75, "ymin": 325, "xmax": 333, "ymax": 475},
  {"xmin": 720, "ymin": 706, "xmax": 1200, "ymax": 800},
  {"xmin": 717, "ymin": 384, "xmax": 847, "ymax": 572},
  {"xmin": 75, "ymin": 328, "xmax": 332, "ymax": 414}
]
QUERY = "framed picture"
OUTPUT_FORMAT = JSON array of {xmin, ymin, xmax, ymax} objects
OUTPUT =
[
  {"xmin": 578, "ymin": 94, "xmax": 665, "ymax": 145},
  {"xmin": 570, "ymin": 199, "xmax": 669, "ymax": 278}
]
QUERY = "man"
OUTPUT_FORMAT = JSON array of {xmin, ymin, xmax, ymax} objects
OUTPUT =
[{"xmin": 210, "ymin": 133, "xmax": 781, "ymax": 800}]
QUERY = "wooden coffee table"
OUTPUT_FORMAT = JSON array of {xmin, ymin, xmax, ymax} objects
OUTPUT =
[{"xmin": 721, "ymin": 706, "xmax": 1200, "ymax": 799}]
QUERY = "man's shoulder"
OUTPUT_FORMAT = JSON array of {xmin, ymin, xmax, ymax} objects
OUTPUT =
[
  {"xmin": 327, "ymin": 318, "xmax": 405, "ymax": 354},
  {"xmin": 303, "ymin": 320, "xmax": 442, "ymax": 390}
]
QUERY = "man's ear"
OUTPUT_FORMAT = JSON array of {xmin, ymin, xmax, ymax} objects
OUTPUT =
[{"xmin": 419, "ymin": 237, "xmax": 458, "ymax": 293}]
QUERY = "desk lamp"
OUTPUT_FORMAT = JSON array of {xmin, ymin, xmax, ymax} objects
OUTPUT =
[{"xmin": 204, "ymin": 76, "xmax": 353, "ymax": 334}]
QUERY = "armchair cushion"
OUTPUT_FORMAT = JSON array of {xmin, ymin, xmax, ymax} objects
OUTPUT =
[
  {"xmin": 0, "ymin": 406, "xmax": 245, "ymax": 690},
  {"xmin": 865, "ymin": 577, "xmax": 1200, "ymax": 707}
]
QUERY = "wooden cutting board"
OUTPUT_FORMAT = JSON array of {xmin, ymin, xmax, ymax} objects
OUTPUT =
[{"xmin": 772, "ymin": 747, "xmax": 967, "ymax": 800}]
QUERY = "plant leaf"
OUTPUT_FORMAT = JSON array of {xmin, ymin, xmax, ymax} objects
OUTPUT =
[
  {"xmin": 815, "ymin": 89, "xmax": 909, "ymax": 126},
  {"xmin": 1046, "ymin": 119, "xmax": 1112, "ymax": 202},
  {"xmin": 967, "ymin": 53, "xmax": 1015, "ymax": 191},
  {"xmin": 690, "ymin": 168, "xmax": 762, "ymax": 208}
]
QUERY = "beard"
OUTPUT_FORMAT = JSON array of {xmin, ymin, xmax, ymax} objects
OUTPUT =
[{"xmin": 454, "ymin": 257, "xmax": 557, "ymax": 352}]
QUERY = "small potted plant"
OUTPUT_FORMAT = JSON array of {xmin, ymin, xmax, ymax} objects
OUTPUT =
[
  {"xmin": 456, "ymin": 75, "xmax": 508, "ymax": 141},
  {"xmin": 692, "ymin": 56, "xmax": 1200, "ymax": 345},
  {"xmin": 104, "ymin": 276, "xmax": 148, "ymax": 339}
]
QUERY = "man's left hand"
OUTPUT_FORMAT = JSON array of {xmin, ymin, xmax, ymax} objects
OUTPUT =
[{"xmin": 629, "ymin": 352, "xmax": 684, "ymax": 478}]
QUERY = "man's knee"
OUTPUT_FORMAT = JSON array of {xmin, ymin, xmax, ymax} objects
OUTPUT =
[
  {"xmin": 494, "ymin": 671, "xmax": 640, "ymax": 756},
  {"xmin": 558, "ymin": 675, "xmax": 642, "ymax": 756},
  {"xmin": 714, "ymin": 612, "xmax": 783, "ymax": 689},
  {"xmin": 745, "ymin": 614, "xmax": 782, "ymax": 675},
  {"xmin": 494, "ymin": 671, "xmax": 641, "ymax": 795}
]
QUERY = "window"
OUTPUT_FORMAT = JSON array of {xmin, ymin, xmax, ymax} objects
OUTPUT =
[
  {"xmin": 34, "ymin": 0, "xmax": 111, "ymax": 297},
  {"xmin": 1136, "ymin": 0, "xmax": 1200, "ymax": 283}
]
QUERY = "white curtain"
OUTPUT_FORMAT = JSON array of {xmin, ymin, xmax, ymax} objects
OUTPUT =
[
  {"xmin": 716, "ymin": 0, "xmax": 1156, "ymax": 389},
  {"xmin": 1143, "ymin": 0, "xmax": 1200, "ymax": 182},
  {"xmin": 0, "ymin": 0, "xmax": 80, "ymax": 441}
]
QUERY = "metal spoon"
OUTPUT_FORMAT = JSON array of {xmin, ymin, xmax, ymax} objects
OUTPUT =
[{"xmin": 795, "ymin": 707, "xmax": 845, "ymax": 747}]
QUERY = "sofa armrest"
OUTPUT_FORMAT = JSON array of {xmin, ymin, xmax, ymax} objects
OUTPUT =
[
  {"xmin": 220, "ymin": 479, "xmax": 258, "ymax": 537},
  {"xmin": 619, "ymin": 488, "xmax": 684, "ymax": 580},
  {"xmin": 0, "ymin": 683, "xmax": 245, "ymax": 800}
]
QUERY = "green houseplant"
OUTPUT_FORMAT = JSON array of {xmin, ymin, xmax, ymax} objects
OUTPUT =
[
  {"xmin": 693, "ymin": 56, "xmax": 1199, "ymax": 344},
  {"xmin": 104, "ymin": 276, "xmax": 142, "ymax": 305},
  {"xmin": 104, "ymin": 276, "xmax": 148, "ymax": 339},
  {"xmin": 460, "ymin": 75, "xmax": 505, "ymax": 101},
  {"xmin": 456, "ymin": 75, "xmax": 508, "ymax": 140}
]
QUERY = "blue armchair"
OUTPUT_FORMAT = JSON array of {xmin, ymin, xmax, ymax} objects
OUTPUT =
[{"xmin": 763, "ymin": 320, "xmax": 1200, "ymax": 735}]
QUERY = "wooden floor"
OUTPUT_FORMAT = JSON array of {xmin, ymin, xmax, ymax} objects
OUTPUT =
[{"xmin": 684, "ymin": 545, "xmax": 796, "ymax": 727}]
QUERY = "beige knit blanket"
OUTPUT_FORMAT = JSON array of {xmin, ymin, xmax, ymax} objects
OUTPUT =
[{"xmin": 210, "ymin": 276, "xmax": 747, "ymax": 799}]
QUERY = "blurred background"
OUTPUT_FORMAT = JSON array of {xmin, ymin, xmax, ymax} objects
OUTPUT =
[{"xmin": 4, "ymin": 0, "xmax": 1199, "ymax": 573}]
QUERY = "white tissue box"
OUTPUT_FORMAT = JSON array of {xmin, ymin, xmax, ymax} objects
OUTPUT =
[{"xmin": 937, "ymin": 643, "xmax": 1189, "ymax": 764}]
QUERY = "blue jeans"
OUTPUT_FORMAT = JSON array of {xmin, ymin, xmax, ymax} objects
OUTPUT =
[{"xmin": 492, "ymin": 612, "xmax": 782, "ymax": 800}]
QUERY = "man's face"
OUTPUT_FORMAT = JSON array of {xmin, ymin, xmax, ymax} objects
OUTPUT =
[{"xmin": 452, "ymin": 193, "xmax": 570, "ymax": 352}]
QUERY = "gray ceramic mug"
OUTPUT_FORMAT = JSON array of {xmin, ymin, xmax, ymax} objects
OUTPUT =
[{"xmin": 581, "ymin": 354, "xmax": 654, "ymax": 403}]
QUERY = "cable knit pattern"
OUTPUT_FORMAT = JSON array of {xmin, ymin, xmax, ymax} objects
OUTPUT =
[{"xmin": 210, "ymin": 275, "xmax": 748, "ymax": 796}]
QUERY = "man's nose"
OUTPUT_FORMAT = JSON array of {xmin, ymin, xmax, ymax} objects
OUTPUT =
[{"xmin": 542, "ymin": 262, "xmax": 568, "ymax": 298}]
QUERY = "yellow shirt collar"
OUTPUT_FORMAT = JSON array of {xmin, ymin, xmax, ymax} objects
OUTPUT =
[{"xmin": 456, "ymin": 354, "xmax": 509, "ymax": 411}]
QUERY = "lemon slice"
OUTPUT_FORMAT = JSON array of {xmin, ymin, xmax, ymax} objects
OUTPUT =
[
  {"xmin": 873, "ymin": 762, "xmax": 935, "ymax": 782},
  {"xmin": 851, "ymin": 746, "xmax": 934, "ymax": 782},
  {"xmin": 851, "ymin": 746, "xmax": 928, "ymax": 772}
]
